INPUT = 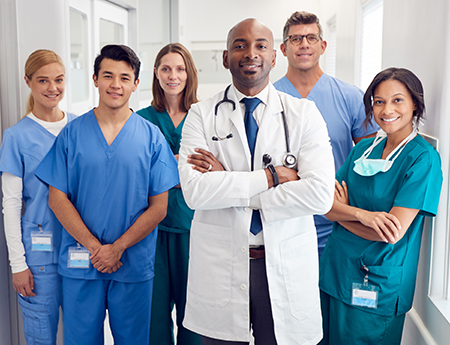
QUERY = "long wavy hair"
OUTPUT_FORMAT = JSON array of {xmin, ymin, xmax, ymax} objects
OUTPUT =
[{"xmin": 152, "ymin": 43, "xmax": 199, "ymax": 113}]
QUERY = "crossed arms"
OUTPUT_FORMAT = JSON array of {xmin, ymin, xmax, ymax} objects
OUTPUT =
[{"xmin": 325, "ymin": 180, "xmax": 418, "ymax": 244}]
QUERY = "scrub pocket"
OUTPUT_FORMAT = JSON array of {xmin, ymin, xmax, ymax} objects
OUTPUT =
[
  {"xmin": 362, "ymin": 263, "xmax": 403, "ymax": 316},
  {"xmin": 22, "ymin": 219, "xmax": 56, "ymax": 265},
  {"xmin": 18, "ymin": 295, "xmax": 52, "ymax": 344}
]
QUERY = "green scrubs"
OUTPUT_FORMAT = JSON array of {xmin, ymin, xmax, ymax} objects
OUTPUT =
[
  {"xmin": 137, "ymin": 106, "xmax": 200, "ymax": 345},
  {"xmin": 319, "ymin": 134, "xmax": 442, "ymax": 345}
]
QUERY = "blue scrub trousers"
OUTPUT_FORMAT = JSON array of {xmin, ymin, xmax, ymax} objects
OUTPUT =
[
  {"xmin": 62, "ymin": 276, "xmax": 153, "ymax": 345},
  {"xmin": 319, "ymin": 290, "xmax": 406, "ymax": 345},
  {"xmin": 17, "ymin": 264, "xmax": 62, "ymax": 345}
]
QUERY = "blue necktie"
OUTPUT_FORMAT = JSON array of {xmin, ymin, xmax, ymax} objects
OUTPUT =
[{"xmin": 241, "ymin": 97, "xmax": 262, "ymax": 235}]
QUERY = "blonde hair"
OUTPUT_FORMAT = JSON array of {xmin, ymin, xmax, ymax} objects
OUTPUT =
[{"xmin": 25, "ymin": 49, "xmax": 64, "ymax": 115}]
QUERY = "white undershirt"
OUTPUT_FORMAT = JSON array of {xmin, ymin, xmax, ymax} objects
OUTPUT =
[{"xmin": 2, "ymin": 112, "xmax": 68, "ymax": 273}]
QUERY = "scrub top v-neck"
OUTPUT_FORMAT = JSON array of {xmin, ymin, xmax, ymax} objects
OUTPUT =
[{"xmin": 36, "ymin": 109, "xmax": 180, "ymax": 282}]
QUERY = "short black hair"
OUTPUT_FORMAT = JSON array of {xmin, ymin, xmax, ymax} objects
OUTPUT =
[
  {"xmin": 93, "ymin": 44, "xmax": 141, "ymax": 81},
  {"xmin": 363, "ymin": 67, "xmax": 425, "ymax": 128}
]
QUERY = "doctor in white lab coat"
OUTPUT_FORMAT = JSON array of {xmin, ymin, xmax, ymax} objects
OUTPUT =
[{"xmin": 179, "ymin": 19, "xmax": 335, "ymax": 345}]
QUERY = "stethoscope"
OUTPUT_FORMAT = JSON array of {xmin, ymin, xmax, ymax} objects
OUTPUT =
[{"xmin": 212, "ymin": 84, "xmax": 297, "ymax": 169}]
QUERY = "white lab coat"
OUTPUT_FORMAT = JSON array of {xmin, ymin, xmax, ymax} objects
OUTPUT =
[{"xmin": 179, "ymin": 83, "xmax": 335, "ymax": 345}]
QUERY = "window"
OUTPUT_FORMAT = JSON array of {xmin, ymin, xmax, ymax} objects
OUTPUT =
[
  {"xmin": 68, "ymin": 0, "xmax": 130, "ymax": 113},
  {"xmin": 325, "ymin": 16, "xmax": 337, "ymax": 78},
  {"xmin": 70, "ymin": 8, "xmax": 89, "ymax": 104},
  {"xmin": 137, "ymin": 0, "xmax": 171, "ymax": 108},
  {"xmin": 99, "ymin": 19, "xmax": 124, "ymax": 48},
  {"xmin": 359, "ymin": 0, "xmax": 383, "ymax": 91}
]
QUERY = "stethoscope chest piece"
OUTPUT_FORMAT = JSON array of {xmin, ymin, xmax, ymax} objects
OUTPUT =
[
  {"xmin": 263, "ymin": 154, "xmax": 272, "ymax": 166},
  {"xmin": 263, "ymin": 153, "xmax": 297, "ymax": 169},
  {"xmin": 282, "ymin": 153, "xmax": 297, "ymax": 169}
]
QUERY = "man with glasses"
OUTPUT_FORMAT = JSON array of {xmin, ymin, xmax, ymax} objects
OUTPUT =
[
  {"xmin": 274, "ymin": 11, "xmax": 378, "ymax": 258},
  {"xmin": 178, "ymin": 18, "xmax": 335, "ymax": 345}
]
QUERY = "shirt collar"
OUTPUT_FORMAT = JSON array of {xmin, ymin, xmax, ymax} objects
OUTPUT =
[{"xmin": 232, "ymin": 83, "xmax": 270, "ymax": 106}]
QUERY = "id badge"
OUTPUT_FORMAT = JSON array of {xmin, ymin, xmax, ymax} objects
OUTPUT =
[
  {"xmin": 68, "ymin": 246, "xmax": 90, "ymax": 269},
  {"xmin": 31, "ymin": 231, "xmax": 53, "ymax": 251},
  {"xmin": 352, "ymin": 282, "xmax": 379, "ymax": 308}
]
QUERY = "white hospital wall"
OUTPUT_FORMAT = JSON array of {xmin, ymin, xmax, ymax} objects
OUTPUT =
[
  {"xmin": 177, "ymin": 0, "xmax": 322, "ymax": 100},
  {"xmin": 15, "ymin": 0, "xmax": 69, "ymax": 118}
]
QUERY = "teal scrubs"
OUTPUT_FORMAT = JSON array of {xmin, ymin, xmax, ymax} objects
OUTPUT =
[
  {"xmin": 274, "ymin": 74, "xmax": 379, "ymax": 257},
  {"xmin": 137, "ymin": 106, "xmax": 200, "ymax": 345},
  {"xmin": 319, "ymin": 134, "xmax": 442, "ymax": 344}
]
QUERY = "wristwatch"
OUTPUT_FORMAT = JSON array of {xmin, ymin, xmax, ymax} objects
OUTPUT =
[{"xmin": 267, "ymin": 164, "xmax": 279, "ymax": 187}]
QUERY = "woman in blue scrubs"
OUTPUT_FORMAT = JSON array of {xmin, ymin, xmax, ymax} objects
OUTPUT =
[
  {"xmin": 0, "ymin": 49, "xmax": 76, "ymax": 344},
  {"xmin": 137, "ymin": 43, "xmax": 200, "ymax": 345},
  {"xmin": 319, "ymin": 68, "xmax": 443, "ymax": 345}
]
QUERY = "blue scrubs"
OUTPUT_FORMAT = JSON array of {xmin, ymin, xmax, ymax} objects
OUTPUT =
[
  {"xmin": 36, "ymin": 110, "xmax": 179, "ymax": 345},
  {"xmin": 274, "ymin": 74, "xmax": 378, "ymax": 256},
  {"xmin": 319, "ymin": 135, "xmax": 442, "ymax": 344},
  {"xmin": 0, "ymin": 114, "xmax": 76, "ymax": 345}
]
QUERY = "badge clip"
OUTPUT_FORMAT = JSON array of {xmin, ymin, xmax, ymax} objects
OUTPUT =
[
  {"xmin": 68, "ymin": 243, "xmax": 90, "ymax": 269},
  {"xmin": 351, "ymin": 265, "xmax": 379, "ymax": 309},
  {"xmin": 31, "ymin": 224, "xmax": 53, "ymax": 251}
]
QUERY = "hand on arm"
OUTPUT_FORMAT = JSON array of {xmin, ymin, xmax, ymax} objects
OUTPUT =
[
  {"xmin": 334, "ymin": 179, "xmax": 349, "ymax": 205},
  {"xmin": 12, "ymin": 269, "xmax": 35, "ymax": 297},
  {"xmin": 265, "ymin": 166, "xmax": 299, "ymax": 188},
  {"xmin": 187, "ymin": 148, "xmax": 299, "ymax": 189},
  {"xmin": 91, "ymin": 192, "xmax": 168, "ymax": 273},
  {"xmin": 325, "ymin": 180, "xmax": 418, "ymax": 243},
  {"xmin": 188, "ymin": 148, "xmax": 225, "ymax": 173}
]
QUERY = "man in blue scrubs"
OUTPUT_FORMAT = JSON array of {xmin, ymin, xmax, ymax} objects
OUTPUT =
[
  {"xmin": 36, "ymin": 45, "xmax": 179, "ymax": 345},
  {"xmin": 274, "ymin": 11, "xmax": 378, "ymax": 257}
]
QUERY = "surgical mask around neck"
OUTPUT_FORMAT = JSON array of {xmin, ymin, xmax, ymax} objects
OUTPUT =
[{"xmin": 353, "ymin": 129, "xmax": 417, "ymax": 177}]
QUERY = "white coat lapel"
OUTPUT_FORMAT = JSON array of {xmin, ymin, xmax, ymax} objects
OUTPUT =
[
  {"xmin": 225, "ymin": 87, "xmax": 252, "ymax": 170},
  {"xmin": 254, "ymin": 85, "xmax": 282, "ymax": 169}
]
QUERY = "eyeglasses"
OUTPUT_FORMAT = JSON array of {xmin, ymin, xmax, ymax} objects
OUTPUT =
[{"xmin": 284, "ymin": 33, "xmax": 322, "ymax": 45}]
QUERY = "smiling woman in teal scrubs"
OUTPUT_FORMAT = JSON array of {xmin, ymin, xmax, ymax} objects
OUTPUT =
[
  {"xmin": 319, "ymin": 68, "xmax": 443, "ymax": 345},
  {"xmin": 137, "ymin": 43, "xmax": 200, "ymax": 345}
]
